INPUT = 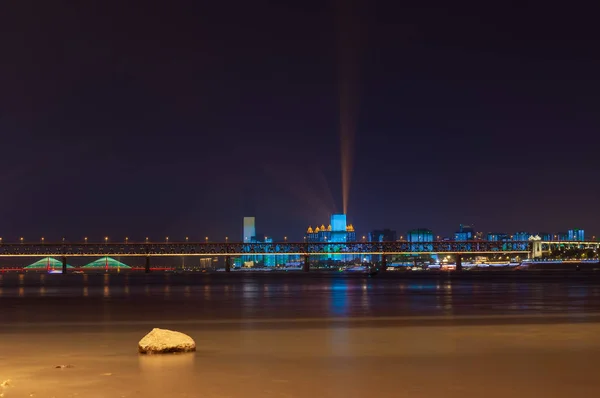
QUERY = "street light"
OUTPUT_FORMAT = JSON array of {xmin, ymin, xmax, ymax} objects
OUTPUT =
[
  {"xmin": 41, "ymin": 237, "xmax": 44, "ymax": 243},
  {"xmin": 205, "ymin": 237, "xmax": 208, "ymax": 243},
  {"xmin": 20, "ymin": 237, "xmax": 24, "ymax": 244},
  {"xmin": 125, "ymin": 237, "xmax": 129, "ymax": 244},
  {"xmin": 84, "ymin": 237, "xmax": 88, "ymax": 244},
  {"xmin": 104, "ymin": 236, "xmax": 108, "ymax": 244},
  {"xmin": 225, "ymin": 237, "xmax": 229, "ymax": 243},
  {"xmin": 284, "ymin": 236, "xmax": 287, "ymax": 242},
  {"xmin": 185, "ymin": 236, "xmax": 189, "ymax": 243},
  {"xmin": 166, "ymin": 236, "xmax": 169, "ymax": 243}
]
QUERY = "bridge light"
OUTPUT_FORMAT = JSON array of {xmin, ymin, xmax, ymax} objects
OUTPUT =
[
  {"xmin": 41, "ymin": 237, "xmax": 44, "ymax": 243},
  {"xmin": 166, "ymin": 236, "xmax": 169, "ymax": 243},
  {"xmin": 145, "ymin": 237, "xmax": 149, "ymax": 243},
  {"xmin": 205, "ymin": 237, "xmax": 208, "ymax": 243},
  {"xmin": 225, "ymin": 237, "xmax": 229, "ymax": 243},
  {"xmin": 84, "ymin": 237, "xmax": 88, "ymax": 243},
  {"xmin": 104, "ymin": 237, "xmax": 108, "ymax": 243},
  {"xmin": 125, "ymin": 237, "xmax": 129, "ymax": 244},
  {"xmin": 20, "ymin": 237, "xmax": 24, "ymax": 244}
]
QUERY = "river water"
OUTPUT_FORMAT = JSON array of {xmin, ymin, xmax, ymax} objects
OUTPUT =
[{"xmin": 2, "ymin": 272, "xmax": 600, "ymax": 397}]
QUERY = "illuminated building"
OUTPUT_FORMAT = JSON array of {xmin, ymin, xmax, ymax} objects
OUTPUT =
[
  {"xmin": 512, "ymin": 231, "xmax": 530, "ymax": 241},
  {"xmin": 306, "ymin": 214, "xmax": 356, "ymax": 263},
  {"xmin": 238, "ymin": 218, "xmax": 284, "ymax": 267},
  {"xmin": 306, "ymin": 214, "xmax": 356, "ymax": 243},
  {"xmin": 568, "ymin": 228, "xmax": 585, "ymax": 241},
  {"xmin": 454, "ymin": 224, "xmax": 474, "ymax": 241},
  {"xmin": 487, "ymin": 233, "xmax": 508, "ymax": 241},
  {"xmin": 243, "ymin": 217, "xmax": 256, "ymax": 243},
  {"xmin": 407, "ymin": 229, "xmax": 433, "ymax": 243}
]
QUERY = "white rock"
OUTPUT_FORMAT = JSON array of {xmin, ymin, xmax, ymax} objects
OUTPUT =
[{"xmin": 138, "ymin": 328, "xmax": 196, "ymax": 354}]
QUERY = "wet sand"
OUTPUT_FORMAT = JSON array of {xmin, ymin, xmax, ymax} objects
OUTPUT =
[{"xmin": 2, "ymin": 273, "xmax": 600, "ymax": 397}]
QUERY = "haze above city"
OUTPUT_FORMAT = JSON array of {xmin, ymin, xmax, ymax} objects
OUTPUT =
[{"xmin": 1, "ymin": 1, "xmax": 599, "ymax": 242}]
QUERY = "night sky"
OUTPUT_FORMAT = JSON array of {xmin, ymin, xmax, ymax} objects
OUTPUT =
[{"xmin": 1, "ymin": 1, "xmax": 599, "ymax": 242}]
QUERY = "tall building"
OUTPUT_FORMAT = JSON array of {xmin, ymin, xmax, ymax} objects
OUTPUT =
[
  {"xmin": 454, "ymin": 224, "xmax": 474, "ymax": 241},
  {"xmin": 306, "ymin": 214, "xmax": 356, "ymax": 243},
  {"xmin": 243, "ymin": 217, "xmax": 255, "ymax": 243},
  {"xmin": 568, "ymin": 229, "xmax": 585, "ymax": 241},
  {"xmin": 306, "ymin": 214, "xmax": 356, "ymax": 263}
]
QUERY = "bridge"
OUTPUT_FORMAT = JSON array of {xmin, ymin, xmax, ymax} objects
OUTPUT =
[{"xmin": 0, "ymin": 240, "xmax": 597, "ymax": 273}]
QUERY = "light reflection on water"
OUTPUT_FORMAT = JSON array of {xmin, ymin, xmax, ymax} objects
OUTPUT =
[{"xmin": 0, "ymin": 274, "xmax": 599, "ymax": 323}]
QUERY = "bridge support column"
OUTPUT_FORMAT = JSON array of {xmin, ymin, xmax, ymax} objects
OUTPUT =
[
  {"xmin": 145, "ymin": 256, "xmax": 150, "ymax": 273},
  {"xmin": 225, "ymin": 256, "xmax": 231, "ymax": 272},
  {"xmin": 62, "ymin": 256, "xmax": 67, "ymax": 274},
  {"xmin": 380, "ymin": 254, "xmax": 387, "ymax": 272},
  {"xmin": 531, "ymin": 239, "xmax": 543, "ymax": 259},
  {"xmin": 456, "ymin": 254, "xmax": 462, "ymax": 272},
  {"xmin": 303, "ymin": 254, "xmax": 310, "ymax": 272}
]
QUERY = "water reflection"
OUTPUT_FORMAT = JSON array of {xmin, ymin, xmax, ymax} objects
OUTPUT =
[
  {"xmin": 329, "ymin": 279, "xmax": 349, "ymax": 316},
  {"xmin": 138, "ymin": 353, "xmax": 196, "ymax": 393}
]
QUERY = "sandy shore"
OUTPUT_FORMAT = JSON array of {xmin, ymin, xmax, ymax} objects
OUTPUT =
[{"xmin": 2, "ymin": 319, "xmax": 600, "ymax": 397}]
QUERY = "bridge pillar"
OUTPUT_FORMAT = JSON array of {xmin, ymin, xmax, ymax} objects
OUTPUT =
[
  {"xmin": 456, "ymin": 254, "xmax": 462, "ymax": 271},
  {"xmin": 380, "ymin": 254, "xmax": 387, "ymax": 272},
  {"xmin": 62, "ymin": 256, "xmax": 67, "ymax": 274},
  {"xmin": 145, "ymin": 256, "xmax": 150, "ymax": 273},
  {"xmin": 531, "ymin": 240, "xmax": 543, "ymax": 259},
  {"xmin": 303, "ymin": 254, "xmax": 310, "ymax": 272},
  {"xmin": 225, "ymin": 256, "xmax": 231, "ymax": 272}
]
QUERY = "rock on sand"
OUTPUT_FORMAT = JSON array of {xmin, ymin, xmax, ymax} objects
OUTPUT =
[{"xmin": 138, "ymin": 328, "xmax": 196, "ymax": 354}]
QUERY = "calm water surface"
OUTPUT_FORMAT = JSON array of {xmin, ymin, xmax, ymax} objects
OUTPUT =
[{"xmin": 2, "ymin": 273, "xmax": 600, "ymax": 397}]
